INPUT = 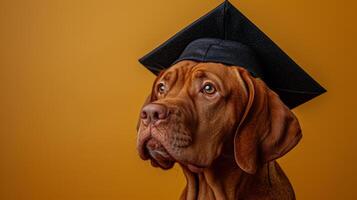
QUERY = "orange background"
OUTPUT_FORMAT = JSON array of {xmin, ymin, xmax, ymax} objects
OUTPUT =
[{"xmin": 0, "ymin": 0, "xmax": 356, "ymax": 199}]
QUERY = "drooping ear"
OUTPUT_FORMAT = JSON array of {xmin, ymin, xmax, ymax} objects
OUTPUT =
[{"xmin": 234, "ymin": 68, "xmax": 302, "ymax": 174}]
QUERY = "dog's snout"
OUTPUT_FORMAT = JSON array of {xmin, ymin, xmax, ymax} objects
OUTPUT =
[{"xmin": 141, "ymin": 104, "xmax": 169, "ymax": 125}]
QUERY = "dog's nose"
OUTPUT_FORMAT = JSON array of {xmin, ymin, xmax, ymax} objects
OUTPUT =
[{"xmin": 141, "ymin": 104, "xmax": 169, "ymax": 125}]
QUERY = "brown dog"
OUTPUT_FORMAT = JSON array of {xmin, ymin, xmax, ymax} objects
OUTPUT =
[{"xmin": 137, "ymin": 60, "xmax": 302, "ymax": 200}]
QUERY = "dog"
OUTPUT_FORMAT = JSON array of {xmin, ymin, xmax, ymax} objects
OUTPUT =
[{"xmin": 137, "ymin": 60, "xmax": 302, "ymax": 200}]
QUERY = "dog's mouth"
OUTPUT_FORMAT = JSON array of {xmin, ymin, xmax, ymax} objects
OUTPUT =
[
  {"xmin": 137, "ymin": 124, "xmax": 205, "ymax": 172},
  {"xmin": 140, "ymin": 138, "xmax": 175, "ymax": 169},
  {"xmin": 138, "ymin": 137, "xmax": 208, "ymax": 172}
]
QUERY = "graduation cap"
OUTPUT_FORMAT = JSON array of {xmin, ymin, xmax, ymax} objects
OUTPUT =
[{"xmin": 139, "ymin": 1, "xmax": 326, "ymax": 109}]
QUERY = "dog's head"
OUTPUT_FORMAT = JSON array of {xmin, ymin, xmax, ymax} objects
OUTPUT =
[{"xmin": 137, "ymin": 61, "xmax": 301, "ymax": 174}]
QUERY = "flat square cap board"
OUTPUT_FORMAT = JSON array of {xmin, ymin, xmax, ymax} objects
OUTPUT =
[{"xmin": 139, "ymin": 0, "xmax": 326, "ymax": 109}]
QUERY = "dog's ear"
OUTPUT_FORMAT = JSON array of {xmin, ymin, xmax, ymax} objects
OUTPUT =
[{"xmin": 233, "ymin": 68, "xmax": 302, "ymax": 174}]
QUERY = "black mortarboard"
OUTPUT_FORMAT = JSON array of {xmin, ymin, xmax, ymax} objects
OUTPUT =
[{"xmin": 139, "ymin": 1, "xmax": 326, "ymax": 109}]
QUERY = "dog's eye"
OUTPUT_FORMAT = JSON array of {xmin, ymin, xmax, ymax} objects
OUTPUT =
[
  {"xmin": 202, "ymin": 83, "xmax": 216, "ymax": 95},
  {"xmin": 157, "ymin": 83, "xmax": 166, "ymax": 94}
]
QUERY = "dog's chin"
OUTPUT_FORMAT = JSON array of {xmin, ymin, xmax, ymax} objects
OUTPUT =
[
  {"xmin": 145, "ymin": 139, "xmax": 175, "ymax": 170},
  {"xmin": 146, "ymin": 140, "xmax": 210, "ymax": 173}
]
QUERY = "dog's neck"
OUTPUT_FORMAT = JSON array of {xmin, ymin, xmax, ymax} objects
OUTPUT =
[
  {"xmin": 179, "ymin": 154, "xmax": 272, "ymax": 200},
  {"xmin": 180, "ymin": 157, "xmax": 244, "ymax": 200}
]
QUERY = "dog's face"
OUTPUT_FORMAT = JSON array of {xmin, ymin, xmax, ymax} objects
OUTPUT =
[
  {"xmin": 137, "ymin": 61, "xmax": 301, "ymax": 174},
  {"xmin": 137, "ymin": 61, "xmax": 246, "ymax": 171}
]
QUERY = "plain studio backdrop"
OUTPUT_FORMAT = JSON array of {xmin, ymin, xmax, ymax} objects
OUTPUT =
[{"xmin": 0, "ymin": 0, "xmax": 356, "ymax": 199}]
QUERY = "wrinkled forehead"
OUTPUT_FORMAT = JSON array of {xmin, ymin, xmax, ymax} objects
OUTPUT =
[{"xmin": 157, "ymin": 61, "xmax": 232, "ymax": 83}]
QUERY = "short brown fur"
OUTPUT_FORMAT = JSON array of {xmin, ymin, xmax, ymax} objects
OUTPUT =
[{"xmin": 137, "ymin": 61, "xmax": 301, "ymax": 200}]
